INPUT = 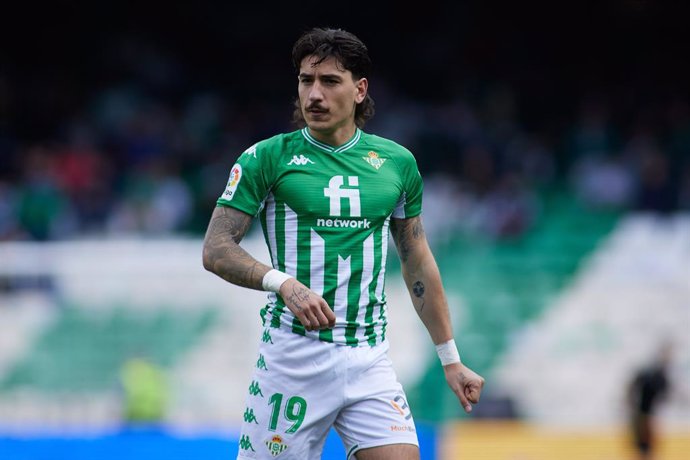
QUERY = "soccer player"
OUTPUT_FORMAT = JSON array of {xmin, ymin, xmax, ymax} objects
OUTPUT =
[{"xmin": 202, "ymin": 27, "xmax": 484, "ymax": 460}]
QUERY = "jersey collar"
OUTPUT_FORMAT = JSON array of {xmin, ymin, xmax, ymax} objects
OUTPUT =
[{"xmin": 301, "ymin": 128, "xmax": 361, "ymax": 153}]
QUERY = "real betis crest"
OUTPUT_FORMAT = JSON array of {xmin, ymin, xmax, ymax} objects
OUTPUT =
[
  {"xmin": 363, "ymin": 151, "xmax": 386, "ymax": 170},
  {"xmin": 265, "ymin": 434, "xmax": 289, "ymax": 457}
]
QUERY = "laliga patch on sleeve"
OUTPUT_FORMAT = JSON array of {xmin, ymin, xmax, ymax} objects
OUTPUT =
[{"xmin": 222, "ymin": 164, "xmax": 242, "ymax": 200}]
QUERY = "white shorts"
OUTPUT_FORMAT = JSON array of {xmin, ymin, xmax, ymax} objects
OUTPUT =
[{"xmin": 236, "ymin": 327, "xmax": 418, "ymax": 459}]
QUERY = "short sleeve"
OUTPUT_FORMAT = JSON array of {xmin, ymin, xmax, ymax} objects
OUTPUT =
[
  {"xmin": 392, "ymin": 151, "xmax": 423, "ymax": 219},
  {"xmin": 216, "ymin": 142, "xmax": 272, "ymax": 216}
]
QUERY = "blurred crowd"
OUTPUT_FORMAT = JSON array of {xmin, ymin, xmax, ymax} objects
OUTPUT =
[{"xmin": 0, "ymin": 45, "xmax": 688, "ymax": 243}]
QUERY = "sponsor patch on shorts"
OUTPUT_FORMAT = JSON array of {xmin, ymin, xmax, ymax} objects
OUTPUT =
[{"xmin": 390, "ymin": 425, "xmax": 416, "ymax": 433}]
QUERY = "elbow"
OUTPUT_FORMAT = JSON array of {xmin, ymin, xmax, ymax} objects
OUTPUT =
[{"xmin": 202, "ymin": 244, "xmax": 216, "ymax": 273}]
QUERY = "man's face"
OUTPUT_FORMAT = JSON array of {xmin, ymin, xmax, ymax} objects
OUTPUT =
[{"xmin": 298, "ymin": 55, "xmax": 367, "ymax": 135}]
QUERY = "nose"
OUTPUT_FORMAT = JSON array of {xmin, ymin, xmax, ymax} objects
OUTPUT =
[{"xmin": 308, "ymin": 81, "xmax": 324, "ymax": 102}]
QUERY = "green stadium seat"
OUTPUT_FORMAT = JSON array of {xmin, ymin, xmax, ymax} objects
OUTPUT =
[{"xmin": 408, "ymin": 188, "xmax": 621, "ymax": 421}]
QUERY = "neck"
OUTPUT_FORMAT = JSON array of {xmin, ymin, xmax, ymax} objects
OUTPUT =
[{"xmin": 307, "ymin": 124, "xmax": 357, "ymax": 147}]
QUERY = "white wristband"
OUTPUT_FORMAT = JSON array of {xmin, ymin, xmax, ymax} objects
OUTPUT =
[
  {"xmin": 436, "ymin": 339, "xmax": 461, "ymax": 366},
  {"xmin": 261, "ymin": 269, "xmax": 293, "ymax": 293}
]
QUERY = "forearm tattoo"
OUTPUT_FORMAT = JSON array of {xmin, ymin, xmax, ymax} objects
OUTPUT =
[
  {"xmin": 203, "ymin": 208, "xmax": 263, "ymax": 288},
  {"xmin": 412, "ymin": 280, "xmax": 425, "ymax": 313},
  {"xmin": 391, "ymin": 217, "xmax": 425, "ymax": 262}
]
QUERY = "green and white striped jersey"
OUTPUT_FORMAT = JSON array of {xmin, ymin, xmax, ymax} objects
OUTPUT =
[{"xmin": 217, "ymin": 128, "xmax": 423, "ymax": 346}]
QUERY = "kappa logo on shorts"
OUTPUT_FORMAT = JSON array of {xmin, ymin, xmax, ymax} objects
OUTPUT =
[
  {"xmin": 248, "ymin": 380, "xmax": 264, "ymax": 397},
  {"xmin": 239, "ymin": 434, "xmax": 256, "ymax": 452},
  {"xmin": 243, "ymin": 407, "xmax": 259, "ymax": 424},
  {"xmin": 256, "ymin": 354, "xmax": 268, "ymax": 370},
  {"xmin": 265, "ymin": 434, "xmax": 289, "ymax": 457},
  {"xmin": 262, "ymin": 329, "xmax": 274, "ymax": 344}
]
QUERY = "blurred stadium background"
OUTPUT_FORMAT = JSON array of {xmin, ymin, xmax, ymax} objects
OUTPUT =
[{"xmin": 1, "ymin": 1, "xmax": 689, "ymax": 459}]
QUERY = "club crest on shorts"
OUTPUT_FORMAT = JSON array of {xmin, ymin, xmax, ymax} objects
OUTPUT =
[
  {"xmin": 363, "ymin": 151, "xmax": 386, "ymax": 170},
  {"xmin": 265, "ymin": 434, "xmax": 289, "ymax": 457}
]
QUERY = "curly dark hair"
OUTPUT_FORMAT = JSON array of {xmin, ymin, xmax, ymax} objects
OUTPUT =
[{"xmin": 291, "ymin": 27, "xmax": 375, "ymax": 129}]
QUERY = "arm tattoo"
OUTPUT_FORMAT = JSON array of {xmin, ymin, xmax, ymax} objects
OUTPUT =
[
  {"xmin": 391, "ymin": 218, "xmax": 429, "ymax": 313},
  {"xmin": 203, "ymin": 207, "xmax": 264, "ymax": 288},
  {"xmin": 285, "ymin": 285, "xmax": 311, "ymax": 312},
  {"xmin": 207, "ymin": 208, "xmax": 252, "ymax": 243},
  {"xmin": 391, "ymin": 217, "xmax": 425, "ymax": 262},
  {"xmin": 412, "ymin": 280, "xmax": 425, "ymax": 313},
  {"xmin": 411, "ymin": 219, "xmax": 424, "ymax": 239}
]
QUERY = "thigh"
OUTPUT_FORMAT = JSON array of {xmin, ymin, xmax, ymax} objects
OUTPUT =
[
  {"xmin": 355, "ymin": 443, "xmax": 420, "ymax": 460},
  {"xmin": 334, "ymin": 345, "xmax": 419, "ymax": 459},
  {"xmin": 237, "ymin": 327, "xmax": 342, "ymax": 460}
]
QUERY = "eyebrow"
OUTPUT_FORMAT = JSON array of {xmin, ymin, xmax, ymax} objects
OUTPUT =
[{"xmin": 298, "ymin": 72, "xmax": 344, "ymax": 80}]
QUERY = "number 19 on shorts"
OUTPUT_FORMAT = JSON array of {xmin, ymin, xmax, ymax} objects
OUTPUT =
[{"xmin": 268, "ymin": 393, "xmax": 307, "ymax": 434}]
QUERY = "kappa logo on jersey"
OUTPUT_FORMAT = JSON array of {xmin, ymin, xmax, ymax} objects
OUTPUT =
[
  {"xmin": 324, "ymin": 176, "xmax": 360, "ymax": 217},
  {"xmin": 363, "ymin": 151, "xmax": 386, "ymax": 170},
  {"xmin": 222, "ymin": 164, "xmax": 242, "ymax": 200},
  {"xmin": 243, "ymin": 143, "xmax": 257, "ymax": 158},
  {"xmin": 287, "ymin": 154, "xmax": 314, "ymax": 166}
]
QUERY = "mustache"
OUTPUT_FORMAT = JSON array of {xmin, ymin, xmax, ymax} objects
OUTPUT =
[{"xmin": 306, "ymin": 103, "xmax": 327, "ymax": 111}]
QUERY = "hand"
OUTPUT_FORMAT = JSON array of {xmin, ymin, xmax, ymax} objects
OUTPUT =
[
  {"xmin": 279, "ymin": 278, "xmax": 336, "ymax": 331},
  {"xmin": 443, "ymin": 362, "xmax": 485, "ymax": 413}
]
